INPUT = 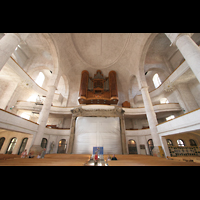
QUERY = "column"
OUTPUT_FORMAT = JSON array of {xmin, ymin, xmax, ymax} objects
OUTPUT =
[
  {"xmin": 160, "ymin": 136, "xmax": 171, "ymax": 158},
  {"xmin": 67, "ymin": 116, "xmax": 76, "ymax": 154},
  {"xmin": 120, "ymin": 115, "xmax": 127, "ymax": 154},
  {"xmin": 30, "ymin": 85, "xmax": 57, "ymax": 155},
  {"xmin": 141, "ymin": 86, "xmax": 163, "ymax": 157},
  {"xmin": 165, "ymin": 33, "xmax": 200, "ymax": 83},
  {"xmin": 0, "ymin": 33, "xmax": 21, "ymax": 71}
]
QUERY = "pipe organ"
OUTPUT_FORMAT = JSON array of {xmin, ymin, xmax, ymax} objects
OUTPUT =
[{"xmin": 78, "ymin": 70, "xmax": 118, "ymax": 105}]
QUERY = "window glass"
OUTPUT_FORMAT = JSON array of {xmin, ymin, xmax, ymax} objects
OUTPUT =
[
  {"xmin": 177, "ymin": 139, "xmax": 185, "ymax": 147},
  {"xmin": 153, "ymin": 73, "xmax": 162, "ymax": 88},
  {"xmin": 35, "ymin": 72, "xmax": 45, "ymax": 87},
  {"xmin": 21, "ymin": 113, "xmax": 30, "ymax": 120},
  {"xmin": 0, "ymin": 137, "xmax": 5, "ymax": 150},
  {"xmin": 6, "ymin": 137, "xmax": 17, "ymax": 154}
]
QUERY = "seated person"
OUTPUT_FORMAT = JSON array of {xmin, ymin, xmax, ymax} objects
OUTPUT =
[
  {"xmin": 28, "ymin": 152, "xmax": 34, "ymax": 158},
  {"xmin": 21, "ymin": 149, "xmax": 27, "ymax": 158},
  {"xmin": 111, "ymin": 154, "xmax": 117, "ymax": 160},
  {"xmin": 106, "ymin": 155, "xmax": 111, "ymax": 162}
]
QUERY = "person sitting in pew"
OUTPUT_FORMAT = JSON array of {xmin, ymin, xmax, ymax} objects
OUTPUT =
[{"xmin": 111, "ymin": 154, "xmax": 117, "ymax": 160}]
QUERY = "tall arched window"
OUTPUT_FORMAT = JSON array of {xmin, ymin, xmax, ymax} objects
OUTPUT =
[
  {"xmin": 160, "ymin": 98, "xmax": 169, "ymax": 104},
  {"xmin": 189, "ymin": 139, "xmax": 197, "ymax": 146},
  {"xmin": 35, "ymin": 72, "xmax": 45, "ymax": 87},
  {"xmin": 0, "ymin": 137, "xmax": 5, "ymax": 150},
  {"xmin": 177, "ymin": 139, "xmax": 185, "ymax": 147},
  {"xmin": 20, "ymin": 113, "xmax": 30, "ymax": 120},
  {"xmin": 167, "ymin": 139, "xmax": 173, "ymax": 146},
  {"xmin": 41, "ymin": 138, "xmax": 48, "ymax": 148},
  {"xmin": 153, "ymin": 73, "xmax": 162, "ymax": 88},
  {"xmin": 6, "ymin": 137, "xmax": 17, "ymax": 154},
  {"xmin": 18, "ymin": 138, "xmax": 28, "ymax": 155}
]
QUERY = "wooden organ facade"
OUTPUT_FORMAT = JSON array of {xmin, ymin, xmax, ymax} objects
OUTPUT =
[{"xmin": 78, "ymin": 70, "xmax": 119, "ymax": 105}]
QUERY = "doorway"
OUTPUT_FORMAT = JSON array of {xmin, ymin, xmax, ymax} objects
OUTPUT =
[
  {"xmin": 57, "ymin": 139, "xmax": 67, "ymax": 153},
  {"xmin": 128, "ymin": 139, "xmax": 137, "ymax": 154}
]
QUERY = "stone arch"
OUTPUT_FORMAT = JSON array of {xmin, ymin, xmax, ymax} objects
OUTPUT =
[
  {"xmin": 43, "ymin": 33, "xmax": 60, "ymax": 77},
  {"xmin": 138, "ymin": 33, "xmax": 159, "ymax": 89}
]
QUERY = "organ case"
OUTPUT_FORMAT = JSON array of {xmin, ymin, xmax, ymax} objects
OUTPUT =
[{"xmin": 78, "ymin": 70, "xmax": 118, "ymax": 105}]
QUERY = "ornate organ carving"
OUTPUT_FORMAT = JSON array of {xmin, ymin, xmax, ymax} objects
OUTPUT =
[{"xmin": 78, "ymin": 70, "xmax": 118, "ymax": 105}]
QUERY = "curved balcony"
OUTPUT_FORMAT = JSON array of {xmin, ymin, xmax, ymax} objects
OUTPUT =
[
  {"xmin": 0, "ymin": 108, "xmax": 38, "ymax": 135},
  {"xmin": 135, "ymin": 60, "xmax": 190, "ymax": 103},
  {"xmin": 15, "ymin": 101, "xmax": 182, "ymax": 119},
  {"xmin": 0, "ymin": 108, "xmax": 71, "ymax": 136},
  {"xmin": 6, "ymin": 57, "xmax": 64, "ymax": 101},
  {"xmin": 157, "ymin": 108, "xmax": 200, "ymax": 136},
  {"xmin": 123, "ymin": 103, "xmax": 181, "ymax": 116},
  {"xmin": 15, "ymin": 101, "xmax": 73, "ymax": 115},
  {"xmin": 125, "ymin": 128, "xmax": 151, "ymax": 136}
]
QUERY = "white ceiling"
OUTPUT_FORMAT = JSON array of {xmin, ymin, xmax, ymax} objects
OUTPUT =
[{"xmin": 13, "ymin": 33, "xmax": 200, "ymax": 106}]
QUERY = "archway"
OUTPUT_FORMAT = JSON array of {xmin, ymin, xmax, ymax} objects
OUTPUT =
[
  {"xmin": 128, "ymin": 139, "xmax": 137, "ymax": 154},
  {"xmin": 138, "ymin": 33, "xmax": 158, "ymax": 88},
  {"xmin": 57, "ymin": 139, "xmax": 67, "ymax": 153}
]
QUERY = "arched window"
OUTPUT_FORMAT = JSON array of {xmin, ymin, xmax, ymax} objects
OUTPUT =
[
  {"xmin": 177, "ymin": 139, "xmax": 185, "ymax": 147},
  {"xmin": 189, "ymin": 139, "xmax": 197, "ymax": 146},
  {"xmin": 6, "ymin": 137, "xmax": 17, "ymax": 154},
  {"xmin": 166, "ymin": 115, "xmax": 175, "ymax": 121},
  {"xmin": 57, "ymin": 139, "xmax": 67, "ymax": 153},
  {"xmin": 27, "ymin": 94, "xmax": 38, "ymax": 102},
  {"xmin": 167, "ymin": 139, "xmax": 173, "ymax": 146},
  {"xmin": 147, "ymin": 139, "xmax": 154, "ymax": 156},
  {"xmin": 153, "ymin": 73, "xmax": 162, "ymax": 88},
  {"xmin": 0, "ymin": 137, "xmax": 5, "ymax": 150},
  {"xmin": 20, "ymin": 113, "xmax": 30, "ymax": 120},
  {"xmin": 128, "ymin": 139, "xmax": 137, "ymax": 154},
  {"xmin": 18, "ymin": 138, "xmax": 28, "ymax": 155},
  {"xmin": 41, "ymin": 138, "xmax": 48, "ymax": 148},
  {"xmin": 35, "ymin": 72, "xmax": 45, "ymax": 87},
  {"xmin": 160, "ymin": 98, "xmax": 169, "ymax": 104}
]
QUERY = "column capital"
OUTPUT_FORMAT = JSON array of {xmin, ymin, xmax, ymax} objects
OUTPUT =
[
  {"xmin": 165, "ymin": 33, "xmax": 193, "ymax": 46},
  {"xmin": 174, "ymin": 33, "xmax": 193, "ymax": 45}
]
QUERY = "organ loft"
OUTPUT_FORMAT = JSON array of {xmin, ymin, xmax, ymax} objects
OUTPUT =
[{"xmin": 78, "ymin": 70, "xmax": 118, "ymax": 105}]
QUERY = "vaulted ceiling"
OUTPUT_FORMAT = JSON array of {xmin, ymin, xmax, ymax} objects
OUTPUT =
[{"xmin": 21, "ymin": 33, "xmax": 200, "ymax": 105}]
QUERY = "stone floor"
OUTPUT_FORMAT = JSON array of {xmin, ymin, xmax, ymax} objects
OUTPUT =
[{"xmin": 1, "ymin": 154, "xmax": 200, "ymax": 166}]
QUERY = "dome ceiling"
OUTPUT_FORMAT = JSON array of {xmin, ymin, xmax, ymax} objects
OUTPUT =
[{"xmin": 70, "ymin": 33, "xmax": 131, "ymax": 69}]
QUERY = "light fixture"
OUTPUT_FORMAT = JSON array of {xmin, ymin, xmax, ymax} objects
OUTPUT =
[{"xmin": 164, "ymin": 82, "xmax": 174, "ymax": 92}]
